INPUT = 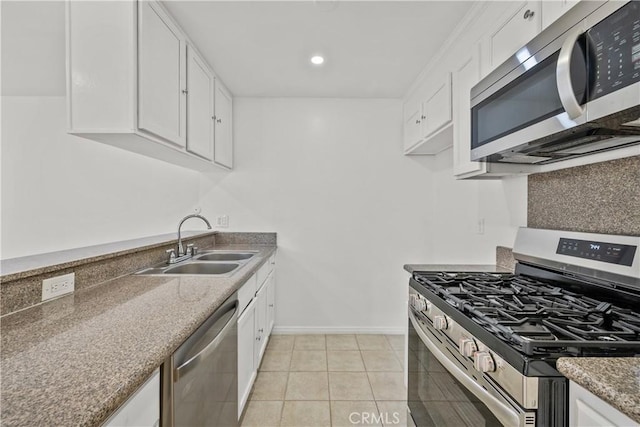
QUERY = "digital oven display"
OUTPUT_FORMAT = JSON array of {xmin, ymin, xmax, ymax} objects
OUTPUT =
[{"xmin": 556, "ymin": 238, "xmax": 637, "ymax": 266}]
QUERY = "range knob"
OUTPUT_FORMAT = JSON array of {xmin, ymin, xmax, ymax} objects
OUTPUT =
[
  {"xmin": 433, "ymin": 315, "xmax": 448, "ymax": 330},
  {"xmin": 413, "ymin": 298, "xmax": 427, "ymax": 312},
  {"xmin": 473, "ymin": 351, "xmax": 496, "ymax": 373},
  {"xmin": 458, "ymin": 338, "xmax": 477, "ymax": 357}
]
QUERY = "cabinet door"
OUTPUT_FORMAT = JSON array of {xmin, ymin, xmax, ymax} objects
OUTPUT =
[
  {"xmin": 542, "ymin": 0, "xmax": 579, "ymax": 30},
  {"xmin": 489, "ymin": 1, "xmax": 541, "ymax": 69},
  {"xmin": 421, "ymin": 73, "xmax": 452, "ymax": 138},
  {"xmin": 570, "ymin": 381, "xmax": 637, "ymax": 427},
  {"xmin": 254, "ymin": 284, "xmax": 268, "ymax": 368},
  {"xmin": 138, "ymin": 1, "xmax": 187, "ymax": 147},
  {"xmin": 186, "ymin": 46, "xmax": 214, "ymax": 160},
  {"xmin": 213, "ymin": 80, "xmax": 233, "ymax": 169},
  {"xmin": 403, "ymin": 100, "xmax": 423, "ymax": 152},
  {"xmin": 453, "ymin": 46, "xmax": 487, "ymax": 179},
  {"xmin": 266, "ymin": 272, "xmax": 276, "ymax": 336},
  {"xmin": 237, "ymin": 299, "xmax": 256, "ymax": 419},
  {"xmin": 105, "ymin": 369, "xmax": 159, "ymax": 427}
]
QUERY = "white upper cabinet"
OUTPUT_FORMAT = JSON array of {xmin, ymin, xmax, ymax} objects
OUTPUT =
[
  {"xmin": 138, "ymin": 1, "xmax": 187, "ymax": 147},
  {"xmin": 66, "ymin": 0, "xmax": 233, "ymax": 171},
  {"xmin": 542, "ymin": 0, "xmax": 580, "ymax": 30},
  {"xmin": 403, "ymin": 73, "xmax": 453, "ymax": 155},
  {"xmin": 403, "ymin": 93, "xmax": 423, "ymax": 152},
  {"xmin": 214, "ymin": 80, "xmax": 233, "ymax": 169},
  {"xmin": 186, "ymin": 46, "xmax": 214, "ymax": 160},
  {"xmin": 422, "ymin": 73, "xmax": 452, "ymax": 138},
  {"xmin": 452, "ymin": 47, "xmax": 486, "ymax": 179},
  {"xmin": 484, "ymin": 1, "xmax": 542, "ymax": 72}
]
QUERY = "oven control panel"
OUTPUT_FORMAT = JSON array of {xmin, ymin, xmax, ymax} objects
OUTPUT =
[{"xmin": 556, "ymin": 238, "xmax": 637, "ymax": 266}]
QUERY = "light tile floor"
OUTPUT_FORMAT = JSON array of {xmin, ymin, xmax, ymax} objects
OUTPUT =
[{"xmin": 240, "ymin": 334, "xmax": 415, "ymax": 427}]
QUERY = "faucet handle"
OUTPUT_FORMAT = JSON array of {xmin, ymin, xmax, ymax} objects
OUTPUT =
[
  {"xmin": 166, "ymin": 248, "xmax": 176, "ymax": 264},
  {"xmin": 186, "ymin": 243, "xmax": 195, "ymax": 256}
]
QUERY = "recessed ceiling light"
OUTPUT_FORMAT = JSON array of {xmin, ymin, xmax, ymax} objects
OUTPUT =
[{"xmin": 310, "ymin": 55, "xmax": 325, "ymax": 65}]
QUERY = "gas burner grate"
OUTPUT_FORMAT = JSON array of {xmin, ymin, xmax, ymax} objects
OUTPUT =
[{"xmin": 413, "ymin": 271, "xmax": 640, "ymax": 356}]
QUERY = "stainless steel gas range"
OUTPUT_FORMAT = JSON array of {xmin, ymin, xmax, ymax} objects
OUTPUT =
[{"xmin": 407, "ymin": 227, "xmax": 640, "ymax": 427}]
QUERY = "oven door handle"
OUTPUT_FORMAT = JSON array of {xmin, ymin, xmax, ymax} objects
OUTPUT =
[
  {"xmin": 409, "ymin": 311, "xmax": 522, "ymax": 427},
  {"xmin": 556, "ymin": 29, "xmax": 585, "ymax": 120}
]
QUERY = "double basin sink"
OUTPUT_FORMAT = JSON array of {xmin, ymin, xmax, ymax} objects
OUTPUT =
[{"xmin": 137, "ymin": 251, "xmax": 257, "ymax": 277}]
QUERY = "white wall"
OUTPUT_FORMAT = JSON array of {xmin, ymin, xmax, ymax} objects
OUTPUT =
[
  {"xmin": 0, "ymin": 96, "xmax": 203, "ymax": 259},
  {"xmin": 199, "ymin": 98, "xmax": 526, "ymax": 332},
  {"xmin": 428, "ymin": 149, "xmax": 527, "ymax": 263}
]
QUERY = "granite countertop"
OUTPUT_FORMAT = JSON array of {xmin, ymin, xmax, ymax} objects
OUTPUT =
[
  {"xmin": 404, "ymin": 264, "xmax": 513, "ymax": 274},
  {"xmin": 0, "ymin": 243, "xmax": 276, "ymax": 427},
  {"xmin": 557, "ymin": 357, "xmax": 640, "ymax": 423}
]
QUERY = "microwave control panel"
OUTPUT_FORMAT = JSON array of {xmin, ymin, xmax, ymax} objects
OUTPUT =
[{"xmin": 588, "ymin": 1, "xmax": 640, "ymax": 100}]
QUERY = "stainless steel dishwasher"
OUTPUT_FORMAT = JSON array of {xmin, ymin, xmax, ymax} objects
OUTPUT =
[{"xmin": 162, "ymin": 293, "xmax": 238, "ymax": 427}]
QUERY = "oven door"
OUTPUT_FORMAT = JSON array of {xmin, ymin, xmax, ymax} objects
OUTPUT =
[{"xmin": 408, "ymin": 310, "xmax": 533, "ymax": 427}]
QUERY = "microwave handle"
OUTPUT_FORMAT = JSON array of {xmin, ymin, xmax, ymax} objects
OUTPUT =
[{"xmin": 556, "ymin": 30, "xmax": 585, "ymax": 120}]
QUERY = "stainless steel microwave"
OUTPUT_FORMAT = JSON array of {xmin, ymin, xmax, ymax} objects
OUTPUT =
[{"xmin": 470, "ymin": 1, "xmax": 640, "ymax": 165}]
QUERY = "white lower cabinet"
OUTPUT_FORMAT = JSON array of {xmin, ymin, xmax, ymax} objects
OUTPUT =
[
  {"xmin": 104, "ymin": 369, "xmax": 159, "ymax": 427},
  {"xmin": 237, "ymin": 255, "xmax": 276, "ymax": 419},
  {"xmin": 569, "ymin": 381, "xmax": 637, "ymax": 427},
  {"xmin": 237, "ymin": 298, "xmax": 257, "ymax": 419},
  {"xmin": 254, "ymin": 282, "xmax": 269, "ymax": 368}
]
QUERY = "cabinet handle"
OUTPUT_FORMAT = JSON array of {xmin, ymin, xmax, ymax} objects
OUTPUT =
[
  {"xmin": 523, "ymin": 9, "xmax": 534, "ymax": 19},
  {"xmin": 217, "ymin": 118, "xmax": 222, "ymax": 124},
  {"xmin": 182, "ymin": 89, "xmax": 188, "ymax": 94},
  {"xmin": 421, "ymin": 115, "xmax": 426, "ymax": 120},
  {"xmin": 259, "ymin": 328, "xmax": 264, "ymax": 333},
  {"xmin": 415, "ymin": 119, "xmax": 421, "ymax": 124},
  {"xmin": 212, "ymin": 115, "xmax": 222, "ymax": 124},
  {"xmin": 256, "ymin": 336, "xmax": 261, "ymax": 341},
  {"xmin": 269, "ymin": 304, "xmax": 274, "ymax": 307}
]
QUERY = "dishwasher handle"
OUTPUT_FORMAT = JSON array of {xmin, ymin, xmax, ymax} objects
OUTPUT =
[{"xmin": 174, "ymin": 301, "xmax": 237, "ymax": 381}]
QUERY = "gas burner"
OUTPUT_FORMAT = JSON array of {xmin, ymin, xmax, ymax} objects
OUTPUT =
[{"xmin": 413, "ymin": 271, "xmax": 640, "ymax": 356}]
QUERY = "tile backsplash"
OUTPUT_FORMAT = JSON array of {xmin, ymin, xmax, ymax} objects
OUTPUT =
[{"xmin": 528, "ymin": 156, "xmax": 640, "ymax": 236}]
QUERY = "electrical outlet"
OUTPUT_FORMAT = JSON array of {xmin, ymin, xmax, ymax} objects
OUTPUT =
[
  {"xmin": 42, "ymin": 273, "xmax": 75, "ymax": 301},
  {"xmin": 477, "ymin": 219, "xmax": 485, "ymax": 235},
  {"xmin": 217, "ymin": 215, "xmax": 229, "ymax": 228}
]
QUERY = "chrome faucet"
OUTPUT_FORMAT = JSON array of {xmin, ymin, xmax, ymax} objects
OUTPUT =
[{"xmin": 168, "ymin": 214, "xmax": 212, "ymax": 264}]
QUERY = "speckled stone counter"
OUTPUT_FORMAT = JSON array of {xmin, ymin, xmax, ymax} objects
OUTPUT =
[
  {"xmin": 404, "ymin": 264, "xmax": 512, "ymax": 274},
  {"xmin": 0, "ymin": 243, "xmax": 276, "ymax": 427},
  {"xmin": 557, "ymin": 357, "xmax": 640, "ymax": 424}
]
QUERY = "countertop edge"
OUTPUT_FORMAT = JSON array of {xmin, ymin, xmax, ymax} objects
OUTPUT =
[{"xmin": 403, "ymin": 264, "xmax": 513, "ymax": 274}]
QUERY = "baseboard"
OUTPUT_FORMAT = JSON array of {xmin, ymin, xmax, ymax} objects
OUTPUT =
[{"xmin": 272, "ymin": 326, "xmax": 405, "ymax": 335}]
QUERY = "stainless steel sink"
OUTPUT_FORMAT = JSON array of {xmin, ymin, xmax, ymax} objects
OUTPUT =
[
  {"xmin": 195, "ymin": 252, "xmax": 256, "ymax": 261},
  {"xmin": 164, "ymin": 262, "xmax": 239, "ymax": 275},
  {"xmin": 137, "ymin": 261, "xmax": 241, "ymax": 276},
  {"xmin": 136, "ymin": 250, "xmax": 258, "ymax": 277}
]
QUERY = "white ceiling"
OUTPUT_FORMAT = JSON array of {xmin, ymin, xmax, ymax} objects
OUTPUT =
[{"xmin": 163, "ymin": 1, "xmax": 472, "ymax": 98}]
